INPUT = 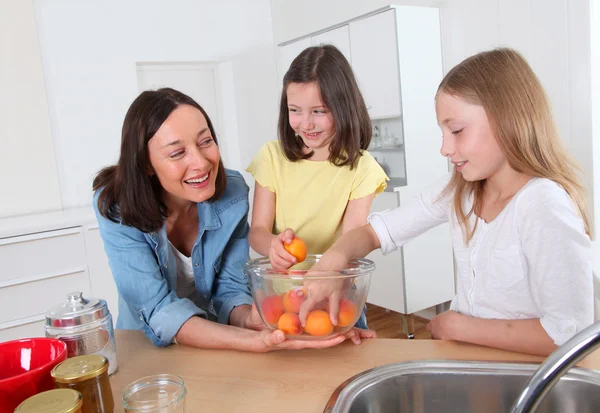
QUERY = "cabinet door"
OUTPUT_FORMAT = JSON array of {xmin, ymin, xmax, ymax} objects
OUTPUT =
[
  {"xmin": 398, "ymin": 187, "xmax": 455, "ymax": 314},
  {"xmin": 277, "ymin": 38, "xmax": 312, "ymax": 91},
  {"xmin": 365, "ymin": 192, "xmax": 407, "ymax": 314},
  {"xmin": 311, "ymin": 25, "xmax": 352, "ymax": 63},
  {"xmin": 84, "ymin": 225, "xmax": 119, "ymax": 322},
  {"xmin": 349, "ymin": 9, "xmax": 401, "ymax": 119}
]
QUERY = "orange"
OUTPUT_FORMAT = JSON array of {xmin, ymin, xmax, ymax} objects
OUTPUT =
[
  {"xmin": 337, "ymin": 299, "xmax": 358, "ymax": 327},
  {"xmin": 261, "ymin": 295, "xmax": 284, "ymax": 325},
  {"xmin": 282, "ymin": 288, "xmax": 306, "ymax": 313},
  {"xmin": 283, "ymin": 237, "xmax": 307, "ymax": 263},
  {"xmin": 305, "ymin": 310, "xmax": 334, "ymax": 337},
  {"xmin": 278, "ymin": 312, "xmax": 303, "ymax": 335}
]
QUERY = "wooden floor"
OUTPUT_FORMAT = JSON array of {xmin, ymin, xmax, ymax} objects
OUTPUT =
[{"xmin": 366, "ymin": 303, "xmax": 432, "ymax": 339}]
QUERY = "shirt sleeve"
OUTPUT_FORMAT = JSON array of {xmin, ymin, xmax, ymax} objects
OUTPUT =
[
  {"xmin": 246, "ymin": 141, "xmax": 276, "ymax": 192},
  {"xmin": 516, "ymin": 181, "xmax": 594, "ymax": 346},
  {"xmin": 368, "ymin": 174, "xmax": 452, "ymax": 255},
  {"xmin": 93, "ymin": 196, "xmax": 205, "ymax": 347},
  {"xmin": 349, "ymin": 151, "xmax": 389, "ymax": 200},
  {"xmin": 212, "ymin": 212, "xmax": 254, "ymax": 324}
]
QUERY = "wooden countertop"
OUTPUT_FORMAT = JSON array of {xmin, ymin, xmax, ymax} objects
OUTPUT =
[{"xmin": 109, "ymin": 329, "xmax": 600, "ymax": 412}]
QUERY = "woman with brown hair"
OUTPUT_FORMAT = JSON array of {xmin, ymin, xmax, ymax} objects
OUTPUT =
[
  {"xmin": 93, "ymin": 88, "xmax": 360, "ymax": 351},
  {"xmin": 306, "ymin": 48, "xmax": 594, "ymax": 356}
]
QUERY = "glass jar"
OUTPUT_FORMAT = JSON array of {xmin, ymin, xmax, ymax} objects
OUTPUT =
[
  {"xmin": 45, "ymin": 291, "xmax": 118, "ymax": 376},
  {"xmin": 14, "ymin": 388, "xmax": 83, "ymax": 413},
  {"xmin": 51, "ymin": 355, "xmax": 114, "ymax": 413},
  {"xmin": 122, "ymin": 374, "xmax": 186, "ymax": 413}
]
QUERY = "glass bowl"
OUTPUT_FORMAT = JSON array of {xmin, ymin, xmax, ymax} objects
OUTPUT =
[{"xmin": 243, "ymin": 254, "xmax": 374, "ymax": 340}]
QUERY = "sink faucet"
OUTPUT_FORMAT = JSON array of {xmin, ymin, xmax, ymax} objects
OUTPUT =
[{"xmin": 510, "ymin": 321, "xmax": 600, "ymax": 413}]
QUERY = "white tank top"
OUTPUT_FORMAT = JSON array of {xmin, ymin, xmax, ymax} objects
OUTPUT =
[{"xmin": 168, "ymin": 241, "xmax": 198, "ymax": 301}]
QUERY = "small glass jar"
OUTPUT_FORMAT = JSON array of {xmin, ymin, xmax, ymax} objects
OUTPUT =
[
  {"xmin": 51, "ymin": 355, "xmax": 114, "ymax": 413},
  {"xmin": 45, "ymin": 292, "xmax": 118, "ymax": 376},
  {"xmin": 14, "ymin": 388, "xmax": 83, "ymax": 413},
  {"xmin": 122, "ymin": 374, "xmax": 186, "ymax": 413}
]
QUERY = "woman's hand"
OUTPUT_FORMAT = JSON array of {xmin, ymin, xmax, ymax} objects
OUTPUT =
[
  {"xmin": 250, "ymin": 327, "xmax": 376, "ymax": 352},
  {"xmin": 426, "ymin": 310, "xmax": 466, "ymax": 340},
  {"xmin": 269, "ymin": 228, "xmax": 298, "ymax": 270}
]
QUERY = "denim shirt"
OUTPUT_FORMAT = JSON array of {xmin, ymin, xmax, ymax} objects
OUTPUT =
[{"xmin": 93, "ymin": 169, "xmax": 253, "ymax": 347}]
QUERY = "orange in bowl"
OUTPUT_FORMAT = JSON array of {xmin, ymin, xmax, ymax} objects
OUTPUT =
[
  {"xmin": 284, "ymin": 237, "xmax": 307, "ymax": 263},
  {"xmin": 278, "ymin": 313, "xmax": 303, "ymax": 335},
  {"xmin": 337, "ymin": 299, "xmax": 359, "ymax": 327},
  {"xmin": 305, "ymin": 310, "xmax": 334, "ymax": 337}
]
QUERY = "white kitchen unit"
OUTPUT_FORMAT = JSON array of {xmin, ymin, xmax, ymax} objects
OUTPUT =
[
  {"xmin": 310, "ymin": 25, "xmax": 352, "ymax": 63},
  {"xmin": 277, "ymin": 37, "xmax": 311, "ymax": 92},
  {"xmin": 276, "ymin": 6, "xmax": 455, "ymax": 327},
  {"xmin": 349, "ymin": 9, "xmax": 401, "ymax": 120},
  {"xmin": 0, "ymin": 208, "xmax": 118, "ymax": 342}
]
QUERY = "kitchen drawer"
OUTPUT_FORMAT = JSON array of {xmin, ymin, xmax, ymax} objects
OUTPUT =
[
  {"xmin": 0, "ymin": 315, "xmax": 46, "ymax": 342},
  {"xmin": 0, "ymin": 227, "xmax": 87, "ymax": 284},
  {"xmin": 0, "ymin": 270, "xmax": 91, "ymax": 325}
]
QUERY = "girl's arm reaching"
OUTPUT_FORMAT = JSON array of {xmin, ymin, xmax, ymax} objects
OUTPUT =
[
  {"xmin": 341, "ymin": 193, "xmax": 375, "ymax": 234},
  {"xmin": 249, "ymin": 182, "xmax": 297, "ymax": 269},
  {"xmin": 426, "ymin": 311, "xmax": 557, "ymax": 356}
]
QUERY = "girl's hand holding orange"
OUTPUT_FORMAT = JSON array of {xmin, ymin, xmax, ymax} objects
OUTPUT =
[
  {"xmin": 268, "ymin": 228, "xmax": 299, "ymax": 270},
  {"xmin": 283, "ymin": 237, "xmax": 307, "ymax": 263}
]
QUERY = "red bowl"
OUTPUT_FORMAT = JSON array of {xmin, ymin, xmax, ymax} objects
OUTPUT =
[{"xmin": 0, "ymin": 337, "xmax": 67, "ymax": 413}]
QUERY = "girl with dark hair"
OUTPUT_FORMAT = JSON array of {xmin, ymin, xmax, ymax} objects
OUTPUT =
[
  {"xmin": 246, "ymin": 45, "xmax": 388, "ymax": 333},
  {"xmin": 93, "ymin": 88, "xmax": 360, "ymax": 351}
]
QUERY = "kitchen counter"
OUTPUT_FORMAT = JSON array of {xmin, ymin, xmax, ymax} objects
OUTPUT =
[{"xmin": 109, "ymin": 330, "xmax": 600, "ymax": 412}]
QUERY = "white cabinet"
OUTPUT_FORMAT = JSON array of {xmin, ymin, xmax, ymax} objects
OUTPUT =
[
  {"xmin": 277, "ymin": 37, "xmax": 312, "ymax": 91},
  {"xmin": 84, "ymin": 225, "xmax": 119, "ymax": 321},
  {"xmin": 311, "ymin": 25, "xmax": 352, "ymax": 62},
  {"xmin": 349, "ymin": 10, "xmax": 401, "ymax": 119},
  {"xmin": 0, "ymin": 209, "xmax": 118, "ymax": 342}
]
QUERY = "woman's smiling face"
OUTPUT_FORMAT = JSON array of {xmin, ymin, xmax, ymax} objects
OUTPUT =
[{"xmin": 147, "ymin": 104, "xmax": 220, "ymax": 204}]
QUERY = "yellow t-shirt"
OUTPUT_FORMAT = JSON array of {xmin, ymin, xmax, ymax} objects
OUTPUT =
[{"xmin": 246, "ymin": 140, "xmax": 389, "ymax": 254}]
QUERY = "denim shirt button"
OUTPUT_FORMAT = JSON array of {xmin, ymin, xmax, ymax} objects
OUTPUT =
[
  {"xmin": 164, "ymin": 264, "xmax": 168, "ymax": 269},
  {"xmin": 194, "ymin": 263, "xmax": 199, "ymax": 267}
]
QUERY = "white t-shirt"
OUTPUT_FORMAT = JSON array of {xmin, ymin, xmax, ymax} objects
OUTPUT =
[{"xmin": 368, "ymin": 174, "xmax": 594, "ymax": 345}]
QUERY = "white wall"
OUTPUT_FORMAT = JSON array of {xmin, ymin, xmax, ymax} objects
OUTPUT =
[
  {"xmin": 0, "ymin": 0, "xmax": 62, "ymax": 217},
  {"xmin": 34, "ymin": 0, "xmax": 279, "ymax": 208}
]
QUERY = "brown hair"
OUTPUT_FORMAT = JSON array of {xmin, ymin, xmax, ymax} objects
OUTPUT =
[
  {"xmin": 93, "ymin": 88, "xmax": 226, "ymax": 233},
  {"xmin": 278, "ymin": 45, "xmax": 371, "ymax": 168},
  {"xmin": 438, "ymin": 48, "xmax": 592, "ymax": 243}
]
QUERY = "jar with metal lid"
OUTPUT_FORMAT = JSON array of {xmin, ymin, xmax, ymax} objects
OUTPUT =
[
  {"xmin": 14, "ymin": 388, "xmax": 83, "ymax": 413},
  {"xmin": 51, "ymin": 355, "xmax": 114, "ymax": 413},
  {"xmin": 45, "ymin": 291, "xmax": 118, "ymax": 376}
]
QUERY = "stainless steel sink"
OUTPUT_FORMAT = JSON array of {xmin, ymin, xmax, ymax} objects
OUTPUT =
[{"xmin": 324, "ymin": 360, "xmax": 600, "ymax": 413}]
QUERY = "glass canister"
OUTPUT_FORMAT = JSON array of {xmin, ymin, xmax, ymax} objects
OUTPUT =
[
  {"xmin": 51, "ymin": 355, "xmax": 114, "ymax": 413},
  {"xmin": 14, "ymin": 388, "xmax": 83, "ymax": 413},
  {"xmin": 122, "ymin": 374, "xmax": 186, "ymax": 413},
  {"xmin": 45, "ymin": 291, "xmax": 118, "ymax": 376}
]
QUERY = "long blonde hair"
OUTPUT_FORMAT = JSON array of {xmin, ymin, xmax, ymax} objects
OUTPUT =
[{"xmin": 438, "ymin": 48, "xmax": 592, "ymax": 243}]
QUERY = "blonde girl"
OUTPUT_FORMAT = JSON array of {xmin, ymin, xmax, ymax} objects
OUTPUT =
[{"xmin": 308, "ymin": 48, "xmax": 594, "ymax": 355}]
